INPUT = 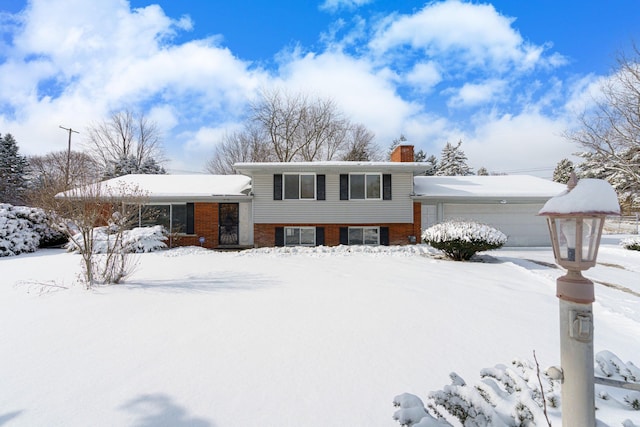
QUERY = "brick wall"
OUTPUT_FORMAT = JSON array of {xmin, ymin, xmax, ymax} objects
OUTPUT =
[
  {"xmin": 254, "ymin": 222, "xmax": 419, "ymax": 247},
  {"xmin": 390, "ymin": 144, "xmax": 414, "ymax": 162},
  {"xmin": 169, "ymin": 202, "xmax": 219, "ymax": 249}
]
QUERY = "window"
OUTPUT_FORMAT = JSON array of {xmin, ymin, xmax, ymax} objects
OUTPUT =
[
  {"xmin": 140, "ymin": 204, "xmax": 194, "ymax": 234},
  {"xmin": 350, "ymin": 173, "xmax": 380, "ymax": 199},
  {"xmin": 284, "ymin": 174, "xmax": 316, "ymax": 200},
  {"xmin": 348, "ymin": 227, "xmax": 380, "ymax": 245},
  {"xmin": 284, "ymin": 227, "xmax": 316, "ymax": 246},
  {"xmin": 340, "ymin": 174, "xmax": 390, "ymax": 200}
]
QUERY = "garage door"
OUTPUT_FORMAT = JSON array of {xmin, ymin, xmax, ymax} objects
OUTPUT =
[{"xmin": 441, "ymin": 203, "xmax": 551, "ymax": 247}]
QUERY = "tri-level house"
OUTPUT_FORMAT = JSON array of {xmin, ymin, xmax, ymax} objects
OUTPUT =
[
  {"xmin": 234, "ymin": 145, "xmax": 430, "ymax": 247},
  {"xmin": 60, "ymin": 144, "xmax": 565, "ymax": 249}
]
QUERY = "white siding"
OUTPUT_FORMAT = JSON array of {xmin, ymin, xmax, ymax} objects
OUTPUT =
[
  {"xmin": 238, "ymin": 202, "xmax": 253, "ymax": 245},
  {"xmin": 253, "ymin": 172, "xmax": 414, "ymax": 223},
  {"xmin": 438, "ymin": 203, "xmax": 551, "ymax": 247}
]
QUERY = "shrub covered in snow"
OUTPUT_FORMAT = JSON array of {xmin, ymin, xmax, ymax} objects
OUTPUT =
[
  {"xmin": 620, "ymin": 236, "xmax": 640, "ymax": 251},
  {"xmin": 66, "ymin": 225, "xmax": 167, "ymax": 254},
  {"xmin": 422, "ymin": 220, "xmax": 507, "ymax": 261},
  {"xmin": 0, "ymin": 204, "xmax": 66, "ymax": 256},
  {"xmin": 393, "ymin": 351, "xmax": 640, "ymax": 427}
]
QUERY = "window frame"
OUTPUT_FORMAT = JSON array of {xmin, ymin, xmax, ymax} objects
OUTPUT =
[
  {"xmin": 348, "ymin": 173, "xmax": 382, "ymax": 200},
  {"xmin": 283, "ymin": 173, "xmax": 317, "ymax": 200},
  {"xmin": 347, "ymin": 226, "xmax": 380, "ymax": 245},
  {"xmin": 284, "ymin": 226, "xmax": 316, "ymax": 246},
  {"xmin": 139, "ymin": 203, "xmax": 193, "ymax": 235}
]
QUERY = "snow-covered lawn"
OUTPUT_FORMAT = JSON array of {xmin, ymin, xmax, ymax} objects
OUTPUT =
[{"xmin": 1, "ymin": 237, "xmax": 639, "ymax": 426}]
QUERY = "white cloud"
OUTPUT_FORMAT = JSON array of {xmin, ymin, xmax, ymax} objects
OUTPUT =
[
  {"xmin": 463, "ymin": 111, "xmax": 578, "ymax": 176},
  {"xmin": 319, "ymin": 0, "xmax": 373, "ymax": 12},
  {"xmin": 405, "ymin": 62, "xmax": 442, "ymax": 93},
  {"xmin": 369, "ymin": 0, "xmax": 557, "ymax": 72},
  {"xmin": 276, "ymin": 50, "xmax": 421, "ymax": 146},
  {"xmin": 447, "ymin": 79, "xmax": 508, "ymax": 108}
]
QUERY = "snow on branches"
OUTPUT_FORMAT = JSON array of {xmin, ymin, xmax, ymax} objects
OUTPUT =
[{"xmin": 422, "ymin": 220, "xmax": 507, "ymax": 261}]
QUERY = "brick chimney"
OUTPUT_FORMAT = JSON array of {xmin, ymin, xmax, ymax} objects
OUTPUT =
[{"xmin": 390, "ymin": 144, "xmax": 414, "ymax": 162}]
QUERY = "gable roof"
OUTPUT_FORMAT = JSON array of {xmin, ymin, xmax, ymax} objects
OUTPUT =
[
  {"xmin": 413, "ymin": 175, "xmax": 565, "ymax": 201},
  {"xmin": 58, "ymin": 174, "xmax": 252, "ymax": 202}
]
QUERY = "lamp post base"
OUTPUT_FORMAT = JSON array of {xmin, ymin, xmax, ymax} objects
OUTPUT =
[{"xmin": 558, "ymin": 274, "xmax": 596, "ymax": 427}]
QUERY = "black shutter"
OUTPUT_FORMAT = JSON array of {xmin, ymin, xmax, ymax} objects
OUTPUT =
[
  {"xmin": 383, "ymin": 174, "xmax": 392, "ymax": 200},
  {"xmin": 380, "ymin": 227, "xmax": 389, "ymax": 246},
  {"xmin": 339, "ymin": 227, "xmax": 348, "ymax": 245},
  {"xmin": 186, "ymin": 203, "xmax": 195, "ymax": 234},
  {"xmin": 315, "ymin": 227, "xmax": 325, "ymax": 246},
  {"xmin": 339, "ymin": 174, "xmax": 349, "ymax": 200},
  {"xmin": 316, "ymin": 175, "xmax": 326, "ymax": 201},
  {"xmin": 274, "ymin": 174, "xmax": 283, "ymax": 200},
  {"xmin": 275, "ymin": 227, "xmax": 284, "ymax": 247}
]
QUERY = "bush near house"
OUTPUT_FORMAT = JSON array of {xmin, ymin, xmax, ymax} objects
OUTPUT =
[
  {"xmin": 0, "ymin": 204, "xmax": 66, "ymax": 256},
  {"xmin": 620, "ymin": 236, "xmax": 640, "ymax": 251},
  {"xmin": 422, "ymin": 220, "xmax": 507, "ymax": 261},
  {"xmin": 65, "ymin": 225, "xmax": 168, "ymax": 254}
]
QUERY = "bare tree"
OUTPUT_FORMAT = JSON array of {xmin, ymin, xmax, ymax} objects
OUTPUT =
[
  {"xmin": 85, "ymin": 110, "xmax": 165, "ymax": 177},
  {"xmin": 565, "ymin": 44, "xmax": 640, "ymax": 200},
  {"xmin": 205, "ymin": 125, "xmax": 273, "ymax": 174},
  {"xmin": 47, "ymin": 180, "xmax": 147, "ymax": 288},
  {"xmin": 207, "ymin": 88, "xmax": 376, "ymax": 172},
  {"xmin": 340, "ymin": 124, "xmax": 380, "ymax": 161},
  {"xmin": 27, "ymin": 150, "xmax": 100, "ymax": 208}
]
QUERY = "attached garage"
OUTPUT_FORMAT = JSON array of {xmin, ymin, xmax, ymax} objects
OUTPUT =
[{"xmin": 414, "ymin": 176, "xmax": 566, "ymax": 247}]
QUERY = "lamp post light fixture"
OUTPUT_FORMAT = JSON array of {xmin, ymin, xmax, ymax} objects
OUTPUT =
[{"xmin": 539, "ymin": 173, "xmax": 620, "ymax": 427}]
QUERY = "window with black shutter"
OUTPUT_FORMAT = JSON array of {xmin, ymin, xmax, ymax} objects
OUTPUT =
[
  {"xmin": 186, "ymin": 203, "xmax": 195, "ymax": 234},
  {"xmin": 339, "ymin": 227, "xmax": 348, "ymax": 245},
  {"xmin": 275, "ymin": 227, "xmax": 284, "ymax": 247},
  {"xmin": 274, "ymin": 174, "xmax": 283, "ymax": 200},
  {"xmin": 380, "ymin": 227, "xmax": 390, "ymax": 246},
  {"xmin": 315, "ymin": 227, "xmax": 325, "ymax": 246},
  {"xmin": 383, "ymin": 174, "xmax": 392, "ymax": 200},
  {"xmin": 340, "ymin": 175, "xmax": 349, "ymax": 200},
  {"xmin": 316, "ymin": 175, "xmax": 326, "ymax": 201}
]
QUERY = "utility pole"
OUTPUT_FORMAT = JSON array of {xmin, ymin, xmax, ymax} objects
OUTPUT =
[{"xmin": 59, "ymin": 125, "xmax": 79, "ymax": 189}]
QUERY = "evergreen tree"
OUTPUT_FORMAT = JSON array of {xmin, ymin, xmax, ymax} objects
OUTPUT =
[
  {"xmin": 0, "ymin": 133, "xmax": 29, "ymax": 204},
  {"xmin": 553, "ymin": 158, "xmax": 575, "ymax": 183},
  {"xmin": 476, "ymin": 167, "xmax": 489, "ymax": 176},
  {"xmin": 103, "ymin": 155, "xmax": 166, "ymax": 179},
  {"xmin": 414, "ymin": 149, "xmax": 427, "ymax": 162},
  {"xmin": 424, "ymin": 154, "xmax": 438, "ymax": 176},
  {"xmin": 435, "ymin": 140, "xmax": 473, "ymax": 176}
]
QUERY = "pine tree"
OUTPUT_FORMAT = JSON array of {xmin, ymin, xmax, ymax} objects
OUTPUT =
[
  {"xmin": 0, "ymin": 133, "xmax": 29, "ymax": 204},
  {"xmin": 477, "ymin": 167, "xmax": 489, "ymax": 176},
  {"xmin": 103, "ymin": 155, "xmax": 166, "ymax": 179},
  {"xmin": 553, "ymin": 158, "xmax": 575, "ymax": 183},
  {"xmin": 435, "ymin": 140, "xmax": 473, "ymax": 176}
]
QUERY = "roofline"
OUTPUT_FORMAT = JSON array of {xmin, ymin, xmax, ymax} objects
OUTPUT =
[
  {"xmin": 234, "ymin": 161, "xmax": 432, "ymax": 174},
  {"xmin": 411, "ymin": 195, "xmax": 556, "ymax": 203}
]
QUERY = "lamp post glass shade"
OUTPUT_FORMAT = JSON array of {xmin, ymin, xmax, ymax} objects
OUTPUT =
[{"xmin": 546, "ymin": 215, "xmax": 604, "ymax": 270}]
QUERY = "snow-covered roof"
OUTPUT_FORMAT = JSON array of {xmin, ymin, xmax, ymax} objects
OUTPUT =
[
  {"xmin": 58, "ymin": 174, "xmax": 252, "ymax": 202},
  {"xmin": 234, "ymin": 161, "xmax": 431, "ymax": 174},
  {"xmin": 413, "ymin": 175, "xmax": 566, "ymax": 200},
  {"xmin": 539, "ymin": 178, "xmax": 620, "ymax": 215}
]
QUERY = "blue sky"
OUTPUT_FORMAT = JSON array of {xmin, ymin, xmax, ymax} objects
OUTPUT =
[{"xmin": 1, "ymin": 0, "xmax": 639, "ymax": 176}]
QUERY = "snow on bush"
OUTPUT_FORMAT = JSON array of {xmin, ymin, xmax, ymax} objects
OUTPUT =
[
  {"xmin": 422, "ymin": 220, "xmax": 507, "ymax": 261},
  {"xmin": 620, "ymin": 236, "xmax": 640, "ymax": 251},
  {"xmin": 0, "ymin": 204, "xmax": 66, "ymax": 256},
  {"xmin": 66, "ymin": 225, "xmax": 167, "ymax": 254},
  {"xmin": 393, "ymin": 351, "xmax": 640, "ymax": 427}
]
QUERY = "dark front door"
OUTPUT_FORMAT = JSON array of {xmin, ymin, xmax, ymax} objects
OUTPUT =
[{"xmin": 219, "ymin": 203, "xmax": 239, "ymax": 245}]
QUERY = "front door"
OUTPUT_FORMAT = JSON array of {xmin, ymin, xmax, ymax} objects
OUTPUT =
[{"xmin": 219, "ymin": 203, "xmax": 239, "ymax": 245}]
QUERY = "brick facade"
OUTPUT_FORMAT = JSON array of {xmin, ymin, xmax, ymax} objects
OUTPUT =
[
  {"xmin": 390, "ymin": 145, "xmax": 415, "ymax": 163},
  {"xmin": 169, "ymin": 202, "xmax": 219, "ymax": 249}
]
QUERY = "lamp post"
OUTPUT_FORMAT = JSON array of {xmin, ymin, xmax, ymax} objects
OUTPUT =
[{"xmin": 539, "ymin": 173, "xmax": 620, "ymax": 427}]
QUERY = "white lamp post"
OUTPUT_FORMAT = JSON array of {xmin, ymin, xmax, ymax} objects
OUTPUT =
[{"xmin": 539, "ymin": 173, "xmax": 620, "ymax": 427}]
